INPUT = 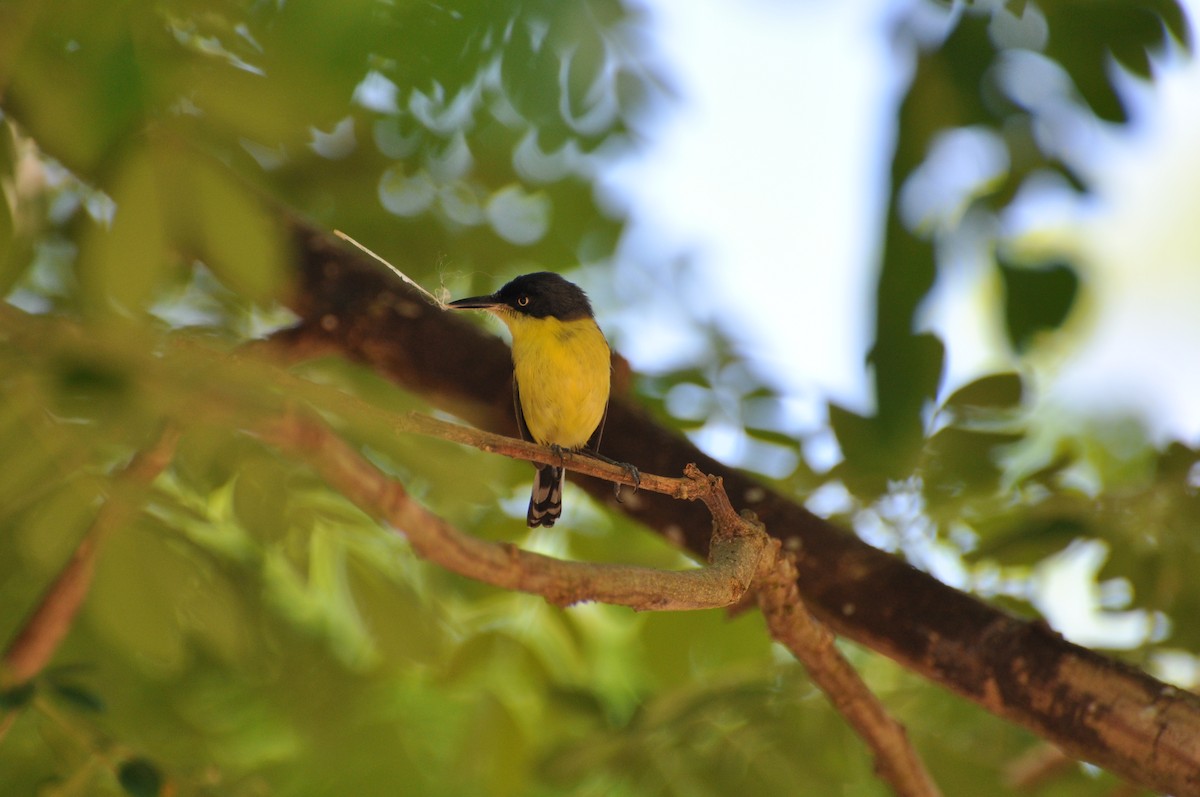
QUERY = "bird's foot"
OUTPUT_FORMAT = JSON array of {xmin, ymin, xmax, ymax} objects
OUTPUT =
[
  {"xmin": 582, "ymin": 450, "xmax": 640, "ymax": 502},
  {"xmin": 613, "ymin": 462, "xmax": 641, "ymax": 503}
]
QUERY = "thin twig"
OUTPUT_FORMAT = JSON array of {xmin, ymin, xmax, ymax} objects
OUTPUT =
[
  {"xmin": 402, "ymin": 412, "xmax": 659, "ymax": 495},
  {"xmin": 2, "ymin": 427, "xmax": 180, "ymax": 688},
  {"xmin": 332, "ymin": 230, "xmax": 450, "ymax": 309},
  {"xmin": 756, "ymin": 541, "xmax": 942, "ymax": 797}
]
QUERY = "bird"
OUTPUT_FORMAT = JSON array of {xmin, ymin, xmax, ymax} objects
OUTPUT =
[{"xmin": 448, "ymin": 271, "xmax": 621, "ymax": 527}]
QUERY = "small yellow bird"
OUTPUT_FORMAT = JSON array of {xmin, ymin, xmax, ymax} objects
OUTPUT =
[{"xmin": 449, "ymin": 272, "xmax": 621, "ymax": 527}]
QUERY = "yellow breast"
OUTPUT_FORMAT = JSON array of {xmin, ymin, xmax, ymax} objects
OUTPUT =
[{"xmin": 504, "ymin": 314, "xmax": 611, "ymax": 449}]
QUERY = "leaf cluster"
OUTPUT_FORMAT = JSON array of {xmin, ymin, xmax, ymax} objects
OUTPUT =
[{"xmin": 1, "ymin": 0, "xmax": 1197, "ymax": 794}]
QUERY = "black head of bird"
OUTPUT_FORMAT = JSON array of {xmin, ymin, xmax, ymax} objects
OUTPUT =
[{"xmin": 447, "ymin": 271, "xmax": 595, "ymax": 321}]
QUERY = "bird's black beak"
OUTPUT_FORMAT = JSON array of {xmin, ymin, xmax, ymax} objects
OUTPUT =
[{"xmin": 447, "ymin": 294, "xmax": 500, "ymax": 310}]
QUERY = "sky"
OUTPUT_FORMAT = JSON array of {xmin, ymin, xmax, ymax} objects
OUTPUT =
[
  {"xmin": 604, "ymin": 0, "xmax": 1200, "ymax": 446},
  {"xmin": 605, "ymin": 0, "xmax": 898, "ymax": 413}
]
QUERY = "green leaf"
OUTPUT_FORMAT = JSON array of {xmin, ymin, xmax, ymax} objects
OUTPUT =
[
  {"xmin": 871, "ymin": 332, "xmax": 945, "ymax": 443},
  {"xmin": 566, "ymin": 26, "xmax": 607, "ymax": 120},
  {"xmin": 968, "ymin": 513, "xmax": 1087, "ymax": 565},
  {"xmin": 942, "ymin": 372, "xmax": 1024, "ymax": 412},
  {"xmin": 0, "ymin": 682, "xmax": 35, "ymax": 710},
  {"xmin": 827, "ymin": 404, "xmax": 876, "ymax": 466},
  {"xmin": 184, "ymin": 158, "xmax": 288, "ymax": 303},
  {"xmin": 0, "ymin": 120, "xmax": 17, "ymax": 293},
  {"xmin": 1038, "ymin": 0, "xmax": 1191, "ymax": 122},
  {"xmin": 117, "ymin": 757, "xmax": 162, "ymax": 797},
  {"xmin": 922, "ymin": 427, "xmax": 1024, "ymax": 500},
  {"xmin": 743, "ymin": 425, "xmax": 801, "ymax": 449},
  {"xmin": 47, "ymin": 680, "xmax": 105, "ymax": 713},
  {"xmin": 77, "ymin": 147, "xmax": 171, "ymax": 316},
  {"xmin": 500, "ymin": 14, "xmax": 561, "ymax": 127},
  {"xmin": 454, "ymin": 693, "xmax": 528, "ymax": 797},
  {"xmin": 999, "ymin": 259, "xmax": 1079, "ymax": 352}
]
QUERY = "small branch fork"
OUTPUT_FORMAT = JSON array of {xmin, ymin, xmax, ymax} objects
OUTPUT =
[{"xmin": 259, "ymin": 410, "xmax": 763, "ymax": 612}]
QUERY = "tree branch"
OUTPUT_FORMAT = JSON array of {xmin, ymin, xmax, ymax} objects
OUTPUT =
[
  {"xmin": 2, "ymin": 427, "xmax": 179, "ymax": 688},
  {"xmin": 757, "ymin": 540, "xmax": 941, "ymax": 797},
  {"xmin": 255, "ymin": 408, "xmax": 765, "ymax": 611},
  {"xmin": 272, "ymin": 214, "xmax": 1200, "ymax": 797}
]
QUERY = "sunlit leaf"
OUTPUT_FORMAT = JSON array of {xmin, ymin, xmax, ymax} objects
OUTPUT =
[
  {"xmin": 184, "ymin": 159, "xmax": 288, "ymax": 303},
  {"xmin": 76, "ymin": 148, "xmax": 171, "ymax": 316}
]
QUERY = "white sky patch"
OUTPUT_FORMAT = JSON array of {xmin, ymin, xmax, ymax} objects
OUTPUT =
[
  {"xmin": 1043, "ymin": 42, "xmax": 1200, "ymax": 444},
  {"xmin": 614, "ymin": 0, "xmax": 1200, "ymax": 446},
  {"xmin": 1033, "ymin": 540, "xmax": 1166, "ymax": 649},
  {"xmin": 606, "ymin": 0, "xmax": 899, "ymax": 410},
  {"xmin": 353, "ymin": 70, "xmax": 400, "ymax": 114}
]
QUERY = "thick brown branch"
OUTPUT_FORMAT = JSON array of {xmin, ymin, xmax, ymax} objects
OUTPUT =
[{"xmin": 274, "ymin": 215, "xmax": 1200, "ymax": 797}]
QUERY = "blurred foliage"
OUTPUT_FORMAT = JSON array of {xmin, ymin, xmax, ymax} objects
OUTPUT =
[{"xmin": 0, "ymin": 0, "xmax": 1198, "ymax": 794}]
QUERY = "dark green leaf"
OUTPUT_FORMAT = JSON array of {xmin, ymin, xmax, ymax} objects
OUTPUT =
[
  {"xmin": 922, "ymin": 427, "xmax": 1024, "ymax": 499},
  {"xmin": 835, "ymin": 405, "xmax": 907, "ymax": 499},
  {"xmin": 0, "ymin": 682, "xmax": 35, "ymax": 710},
  {"xmin": 47, "ymin": 680, "xmax": 105, "ymax": 713},
  {"xmin": 828, "ymin": 404, "xmax": 875, "ymax": 466},
  {"xmin": 943, "ymin": 372, "xmax": 1024, "ymax": 412},
  {"xmin": 1038, "ymin": 0, "xmax": 1190, "ymax": 122},
  {"xmin": 743, "ymin": 426, "xmax": 801, "ymax": 449},
  {"xmin": 969, "ymin": 514, "xmax": 1087, "ymax": 565},
  {"xmin": 999, "ymin": 259, "xmax": 1079, "ymax": 352},
  {"xmin": 870, "ymin": 332, "xmax": 944, "ymax": 459},
  {"xmin": 1157, "ymin": 442, "xmax": 1200, "ymax": 481},
  {"xmin": 500, "ymin": 14, "xmax": 561, "ymax": 126},
  {"xmin": 118, "ymin": 757, "xmax": 162, "ymax": 797}
]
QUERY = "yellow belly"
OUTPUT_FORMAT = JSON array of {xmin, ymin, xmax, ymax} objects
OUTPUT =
[{"xmin": 507, "ymin": 315, "xmax": 611, "ymax": 449}]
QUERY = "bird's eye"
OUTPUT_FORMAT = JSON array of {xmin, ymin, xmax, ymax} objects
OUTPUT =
[{"xmin": 517, "ymin": 295, "xmax": 530, "ymax": 307}]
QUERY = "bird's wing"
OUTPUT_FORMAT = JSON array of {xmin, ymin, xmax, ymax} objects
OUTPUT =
[
  {"xmin": 513, "ymin": 378, "xmax": 532, "ymax": 443},
  {"xmin": 585, "ymin": 399, "xmax": 609, "ymax": 456}
]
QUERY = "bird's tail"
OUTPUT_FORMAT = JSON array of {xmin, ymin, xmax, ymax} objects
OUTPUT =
[{"xmin": 527, "ymin": 463, "xmax": 564, "ymax": 527}]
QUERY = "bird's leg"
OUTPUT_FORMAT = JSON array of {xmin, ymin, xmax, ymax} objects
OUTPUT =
[
  {"xmin": 580, "ymin": 450, "xmax": 641, "ymax": 501},
  {"xmin": 548, "ymin": 443, "xmax": 567, "ymax": 466}
]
